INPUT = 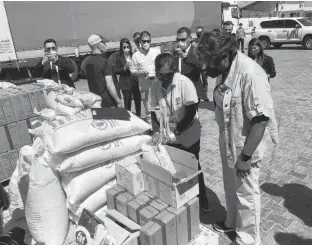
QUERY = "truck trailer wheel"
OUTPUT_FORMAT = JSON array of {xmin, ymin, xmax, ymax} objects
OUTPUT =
[
  {"xmin": 303, "ymin": 36, "xmax": 312, "ymax": 49},
  {"xmin": 259, "ymin": 37, "xmax": 271, "ymax": 49},
  {"xmin": 273, "ymin": 44, "xmax": 282, "ymax": 49}
]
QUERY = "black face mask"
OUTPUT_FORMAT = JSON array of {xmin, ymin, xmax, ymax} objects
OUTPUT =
[
  {"xmin": 158, "ymin": 72, "xmax": 175, "ymax": 87},
  {"xmin": 197, "ymin": 32, "xmax": 203, "ymax": 38},
  {"xmin": 204, "ymin": 66, "xmax": 223, "ymax": 78}
]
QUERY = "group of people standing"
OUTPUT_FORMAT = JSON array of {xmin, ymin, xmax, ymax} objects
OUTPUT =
[{"xmin": 30, "ymin": 24, "xmax": 280, "ymax": 245}]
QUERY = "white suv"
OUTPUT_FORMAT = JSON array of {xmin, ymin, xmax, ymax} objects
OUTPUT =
[{"xmin": 251, "ymin": 17, "xmax": 312, "ymax": 49}]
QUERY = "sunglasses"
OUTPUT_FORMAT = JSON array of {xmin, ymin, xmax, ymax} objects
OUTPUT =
[
  {"xmin": 123, "ymin": 46, "xmax": 130, "ymax": 50},
  {"xmin": 141, "ymin": 40, "xmax": 151, "ymax": 44},
  {"xmin": 176, "ymin": 37, "xmax": 189, "ymax": 43},
  {"xmin": 45, "ymin": 47, "xmax": 57, "ymax": 52}
]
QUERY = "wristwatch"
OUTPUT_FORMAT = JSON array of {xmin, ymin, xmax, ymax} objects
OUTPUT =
[{"xmin": 241, "ymin": 153, "xmax": 252, "ymax": 162}]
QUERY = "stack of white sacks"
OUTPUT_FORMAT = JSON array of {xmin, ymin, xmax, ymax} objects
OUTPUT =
[{"xmin": 8, "ymin": 80, "xmax": 152, "ymax": 244}]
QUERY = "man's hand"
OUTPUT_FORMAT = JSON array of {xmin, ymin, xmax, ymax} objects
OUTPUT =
[
  {"xmin": 117, "ymin": 100, "xmax": 124, "ymax": 108},
  {"xmin": 0, "ymin": 185, "xmax": 10, "ymax": 210},
  {"xmin": 152, "ymin": 132, "xmax": 161, "ymax": 145},
  {"xmin": 42, "ymin": 53, "xmax": 51, "ymax": 65},
  {"xmin": 49, "ymin": 53, "xmax": 58, "ymax": 63},
  {"xmin": 235, "ymin": 154, "xmax": 251, "ymax": 178},
  {"xmin": 175, "ymin": 47, "xmax": 187, "ymax": 59}
]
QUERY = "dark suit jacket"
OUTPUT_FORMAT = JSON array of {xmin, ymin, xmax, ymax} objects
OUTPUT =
[
  {"xmin": 115, "ymin": 54, "xmax": 137, "ymax": 91},
  {"xmin": 32, "ymin": 55, "xmax": 77, "ymax": 88},
  {"xmin": 262, "ymin": 54, "xmax": 276, "ymax": 78},
  {"xmin": 173, "ymin": 45, "xmax": 204, "ymax": 84}
]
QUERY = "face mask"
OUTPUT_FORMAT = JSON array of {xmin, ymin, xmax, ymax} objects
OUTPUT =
[
  {"xmin": 197, "ymin": 32, "xmax": 202, "ymax": 38},
  {"xmin": 158, "ymin": 72, "xmax": 174, "ymax": 87}
]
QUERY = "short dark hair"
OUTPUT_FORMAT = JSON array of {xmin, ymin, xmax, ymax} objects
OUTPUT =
[
  {"xmin": 120, "ymin": 38, "xmax": 133, "ymax": 56},
  {"xmin": 223, "ymin": 21, "xmax": 234, "ymax": 26},
  {"xmin": 155, "ymin": 53, "xmax": 176, "ymax": 74},
  {"xmin": 43, "ymin": 39, "xmax": 57, "ymax": 47},
  {"xmin": 197, "ymin": 30, "xmax": 237, "ymax": 65},
  {"xmin": 140, "ymin": 31, "xmax": 151, "ymax": 39},
  {"xmin": 177, "ymin": 27, "xmax": 191, "ymax": 37},
  {"xmin": 133, "ymin": 32, "xmax": 140, "ymax": 39},
  {"xmin": 196, "ymin": 26, "xmax": 203, "ymax": 32}
]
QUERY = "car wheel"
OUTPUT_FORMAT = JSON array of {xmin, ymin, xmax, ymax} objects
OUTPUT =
[
  {"xmin": 273, "ymin": 44, "xmax": 282, "ymax": 49},
  {"xmin": 259, "ymin": 37, "xmax": 271, "ymax": 49},
  {"xmin": 303, "ymin": 36, "xmax": 312, "ymax": 49}
]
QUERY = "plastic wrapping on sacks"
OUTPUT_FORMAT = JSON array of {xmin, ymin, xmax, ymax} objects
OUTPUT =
[
  {"xmin": 43, "ymin": 112, "xmax": 151, "ymax": 155},
  {"xmin": 53, "ymin": 135, "xmax": 152, "ymax": 173},
  {"xmin": 68, "ymin": 179, "xmax": 116, "ymax": 222},
  {"xmin": 0, "ymin": 82, "xmax": 17, "ymax": 89},
  {"xmin": 44, "ymin": 90, "xmax": 58, "ymax": 110},
  {"xmin": 55, "ymin": 94, "xmax": 84, "ymax": 108},
  {"xmin": 8, "ymin": 162, "xmax": 25, "ymax": 221},
  {"xmin": 61, "ymin": 153, "xmax": 139, "ymax": 205},
  {"xmin": 55, "ymin": 102, "xmax": 83, "ymax": 116},
  {"xmin": 19, "ymin": 139, "xmax": 68, "ymax": 245},
  {"xmin": 72, "ymin": 90, "xmax": 102, "ymax": 108}
]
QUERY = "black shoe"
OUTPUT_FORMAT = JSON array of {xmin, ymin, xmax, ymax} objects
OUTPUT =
[{"xmin": 213, "ymin": 221, "xmax": 236, "ymax": 233}]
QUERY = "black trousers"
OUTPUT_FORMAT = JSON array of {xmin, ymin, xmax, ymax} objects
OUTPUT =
[
  {"xmin": 237, "ymin": 38, "xmax": 245, "ymax": 52},
  {"xmin": 168, "ymin": 140, "xmax": 209, "ymax": 207},
  {"xmin": 122, "ymin": 86, "xmax": 141, "ymax": 116}
]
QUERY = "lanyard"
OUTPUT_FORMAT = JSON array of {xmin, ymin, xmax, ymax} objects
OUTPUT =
[{"xmin": 162, "ymin": 88, "xmax": 175, "ymax": 122}]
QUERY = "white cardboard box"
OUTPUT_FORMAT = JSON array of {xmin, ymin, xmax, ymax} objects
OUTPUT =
[
  {"xmin": 116, "ymin": 158, "xmax": 145, "ymax": 196},
  {"xmin": 138, "ymin": 146, "xmax": 201, "ymax": 208}
]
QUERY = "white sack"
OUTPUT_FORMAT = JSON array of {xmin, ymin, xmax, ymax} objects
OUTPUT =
[
  {"xmin": 55, "ymin": 94, "xmax": 84, "ymax": 108},
  {"xmin": 61, "ymin": 153, "xmax": 138, "ymax": 205},
  {"xmin": 72, "ymin": 90, "xmax": 102, "ymax": 108},
  {"xmin": 44, "ymin": 90, "xmax": 58, "ymax": 110},
  {"xmin": 68, "ymin": 179, "xmax": 116, "ymax": 221},
  {"xmin": 19, "ymin": 140, "xmax": 68, "ymax": 245},
  {"xmin": 0, "ymin": 82, "xmax": 17, "ymax": 89},
  {"xmin": 55, "ymin": 102, "xmax": 82, "ymax": 116},
  {"xmin": 43, "ymin": 111, "xmax": 151, "ymax": 154},
  {"xmin": 54, "ymin": 134, "xmax": 151, "ymax": 173},
  {"xmin": 8, "ymin": 161, "xmax": 25, "ymax": 221}
]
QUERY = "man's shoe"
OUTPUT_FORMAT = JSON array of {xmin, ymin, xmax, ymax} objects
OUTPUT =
[{"xmin": 213, "ymin": 221, "xmax": 235, "ymax": 233}]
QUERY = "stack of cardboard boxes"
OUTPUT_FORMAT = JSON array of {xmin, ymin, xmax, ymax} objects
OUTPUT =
[
  {"xmin": 0, "ymin": 83, "xmax": 46, "ymax": 182},
  {"xmin": 106, "ymin": 145, "xmax": 218, "ymax": 245}
]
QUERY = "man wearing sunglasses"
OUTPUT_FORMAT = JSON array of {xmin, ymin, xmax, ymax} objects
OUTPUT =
[
  {"xmin": 130, "ymin": 31, "xmax": 161, "ymax": 123},
  {"xmin": 174, "ymin": 27, "xmax": 206, "ymax": 107},
  {"xmin": 32, "ymin": 39, "xmax": 78, "ymax": 88},
  {"xmin": 82, "ymin": 34, "xmax": 123, "ymax": 108}
]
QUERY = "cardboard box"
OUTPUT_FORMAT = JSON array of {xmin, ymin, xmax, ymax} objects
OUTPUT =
[
  {"xmin": 149, "ymin": 200, "xmax": 168, "ymax": 213},
  {"xmin": 0, "ymin": 91, "xmax": 16, "ymax": 123},
  {"xmin": 0, "ymin": 103, "xmax": 6, "ymax": 126},
  {"xmin": 19, "ymin": 90, "xmax": 35, "ymax": 118},
  {"xmin": 6, "ymin": 88, "xmax": 26, "ymax": 121},
  {"xmin": 142, "ymin": 191, "xmax": 155, "ymax": 199},
  {"xmin": 153, "ymin": 210, "xmax": 177, "ymax": 245},
  {"xmin": 139, "ymin": 206, "xmax": 159, "ymax": 226},
  {"xmin": 185, "ymin": 197, "xmax": 200, "ymax": 241},
  {"xmin": 116, "ymin": 157, "xmax": 144, "ymax": 196},
  {"xmin": 167, "ymin": 206, "xmax": 188, "ymax": 245},
  {"xmin": 8, "ymin": 149, "xmax": 19, "ymax": 170},
  {"xmin": 36, "ymin": 88, "xmax": 47, "ymax": 110},
  {"xmin": 7, "ymin": 123, "xmax": 23, "ymax": 149},
  {"xmin": 21, "ymin": 85, "xmax": 42, "ymax": 112},
  {"xmin": 17, "ymin": 120, "xmax": 32, "ymax": 146},
  {"xmin": 143, "ymin": 173, "xmax": 160, "ymax": 197},
  {"xmin": 136, "ymin": 192, "xmax": 153, "ymax": 203},
  {"xmin": 139, "ymin": 146, "xmax": 200, "ymax": 208},
  {"xmin": 116, "ymin": 192, "xmax": 134, "ymax": 217},
  {"xmin": 104, "ymin": 209, "xmax": 141, "ymax": 245},
  {"xmin": 140, "ymin": 221, "xmax": 163, "ymax": 245},
  {"xmin": 187, "ymin": 224, "xmax": 219, "ymax": 245},
  {"xmin": 106, "ymin": 185, "xmax": 126, "ymax": 210},
  {"xmin": 0, "ymin": 152, "xmax": 13, "ymax": 179},
  {"xmin": 127, "ymin": 196, "xmax": 154, "ymax": 223},
  {"xmin": 0, "ymin": 126, "xmax": 11, "ymax": 153}
]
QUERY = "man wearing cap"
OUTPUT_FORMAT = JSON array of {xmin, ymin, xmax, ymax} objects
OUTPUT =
[{"xmin": 82, "ymin": 34, "xmax": 123, "ymax": 108}]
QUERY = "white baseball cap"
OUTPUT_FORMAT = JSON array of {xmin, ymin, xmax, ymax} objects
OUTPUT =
[{"xmin": 88, "ymin": 34, "xmax": 107, "ymax": 46}]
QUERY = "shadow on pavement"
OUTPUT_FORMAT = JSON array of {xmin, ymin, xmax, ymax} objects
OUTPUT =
[
  {"xmin": 261, "ymin": 183, "xmax": 312, "ymax": 227},
  {"xmin": 201, "ymin": 187, "xmax": 237, "ymax": 242},
  {"xmin": 275, "ymin": 232, "xmax": 312, "ymax": 245}
]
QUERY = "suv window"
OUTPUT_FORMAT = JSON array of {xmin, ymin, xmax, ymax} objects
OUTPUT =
[
  {"xmin": 260, "ymin": 20, "xmax": 285, "ymax": 29},
  {"xmin": 298, "ymin": 18, "xmax": 312, "ymax": 26},
  {"xmin": 285, "ymin": 19, "xmax": 299, "ymax": 28}
]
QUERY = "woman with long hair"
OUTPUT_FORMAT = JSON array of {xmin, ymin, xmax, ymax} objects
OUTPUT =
[
  {"xmin": 248, "ymin": 38, "xmax": 276, "ymax": 80},
  {"xmin": 115, "ymin": 38, "xmax": 141, "ymax": 115}
]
